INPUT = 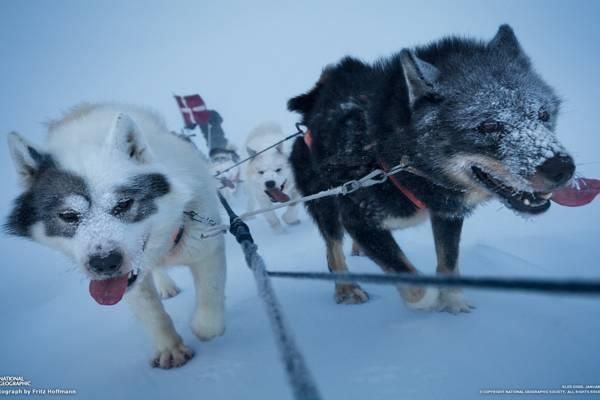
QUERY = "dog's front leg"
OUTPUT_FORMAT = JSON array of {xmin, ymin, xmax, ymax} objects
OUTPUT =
[
  {"xmin": 127, "ymin": 273, "xmax": 194, "ymax": 368},
  {"xmin": 431, "ymin": 214, "xmax": 475, "ymax": 314},
  {"xmin": 153, "ymin": 268, "xmax": 181, "ymax": 299},
  {"xmin": 282, "ymin": 203, "xmax": 300, "ymax": 225},
  {"xmin": 264, "ymin": 210, "xmax": 284, "ymax": 232},
  {"xmin": 188, "ymin": 240, "xmax": 226, "ymax": 341},
  {"xmin": 257, "ymin": 195, "xmax": 284, "ymax": 232},
  {"xmin": 341, "ymin": 202, "xmax": 438, "ymax": 310}
]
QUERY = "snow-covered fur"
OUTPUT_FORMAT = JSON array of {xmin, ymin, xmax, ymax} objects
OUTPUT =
[
  {"xmin": 5, "ymin": 103, "xmax": 226, "ymax": 369},
  {"xmin": 244, "ymin": 122, "xmax": 300, "ymax": 232},
  {"xmin": 288, "ymin": 25, "xmax": 575, "ymax": 309}
]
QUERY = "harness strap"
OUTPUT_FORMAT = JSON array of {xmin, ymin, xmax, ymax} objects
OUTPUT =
[
  {"xmin": 379, "ymin": 160, "xmax": 427, "ymax": 209},
  {"xmin": 303, "ymin": 129, "xmax": 313, "ymax": 149},
  {"xmin": 172, "ymin": 225, "xmax": 185, "ymax": 248},
  {"xmin": 304, "ymin": 126, "xmax": 425, "ymax": 209}
]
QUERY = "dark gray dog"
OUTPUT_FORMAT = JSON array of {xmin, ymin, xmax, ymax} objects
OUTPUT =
[{"xmin": 288, "ymin": 25, "xmax": 574, "ymax": 312}]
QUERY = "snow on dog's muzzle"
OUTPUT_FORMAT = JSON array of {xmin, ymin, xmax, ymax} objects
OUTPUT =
[{"xmin": 467, "ymin": 152, "xmax": 576, "ymax": 215}]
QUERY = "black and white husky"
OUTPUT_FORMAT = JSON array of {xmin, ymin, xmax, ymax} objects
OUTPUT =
[
  {"xmin": 5, "ymin": 104, "xmax": 226, "ymax": 368},
  {"xmin": 288, "ymin": 26, "xmax": 575, "ymax": 312}
]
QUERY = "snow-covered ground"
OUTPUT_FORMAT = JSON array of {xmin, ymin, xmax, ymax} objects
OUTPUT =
[
  {"xmin": 1, "ymin": 1, "xmax": 600, "ymax": 399},
  {"xmin": 2, "ymin": 192, "xmax": 599, "ymax": 399}
]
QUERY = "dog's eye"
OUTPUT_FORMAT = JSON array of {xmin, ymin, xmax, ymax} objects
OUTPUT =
[
  {"xmin": 275, "ymin": 168, "xmax": 282, "ymax": 173},
  {"xmin": 538, "ymin": 110, "xmax": 550, "ymax": 122},
  {"xmin": 477, "ymin": 121, "xmax": 504, "ymax": 134},
  {"xmin": 112, "ymin": 198, "xmax": 134, "ymax": 216},
  {"xmin": 58, "ymin": 210, "xmax": 80, "ymax": 224},
  {"xmin": 258, "ymin": 171, "xmax": 265, "ymax": 175}
]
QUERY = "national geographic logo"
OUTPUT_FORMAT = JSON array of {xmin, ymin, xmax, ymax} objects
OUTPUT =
[{"xmin": 0, "ymin": 377, "xmax": 31, "ymax": 387}]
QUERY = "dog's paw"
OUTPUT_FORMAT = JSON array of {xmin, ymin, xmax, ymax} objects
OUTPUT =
[
  {"xmin": 153, "ymin": 270, "xmax": 181, "ymax": 299},
  {"xmin": 156, "ymin": 282, "xmax": 181, "ymax": 299},
  {"xmin": 335, "ymin": 283, "xmax": 369, "ymax": 304},
  {"xmin": 436, "ymin": 289, "xmax": 475, "ymax": 314},
  {"xmin": 151, "ymin": 343, "xmax": 194, "ymax": 369},
  {"xmin": 400, "ymin": 286, "xmax": 440, "ymax": 311},
  {"xmin": 191, "ymin": 311, "xmax": 226, "ymax": 341}
]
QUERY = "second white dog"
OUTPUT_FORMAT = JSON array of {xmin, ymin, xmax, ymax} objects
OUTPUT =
[{"xmin": 245, "ymin": 122, "xmax": 300, "ymax": 232}]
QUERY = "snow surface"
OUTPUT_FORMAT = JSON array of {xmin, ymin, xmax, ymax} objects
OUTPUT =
[
  {"xmin": 2, "ymin": 202, "xmax": 600, "ymax": 400},
  {"xmin": 1, "ymin": 1, "xmax": 600, "ymax": 399}
]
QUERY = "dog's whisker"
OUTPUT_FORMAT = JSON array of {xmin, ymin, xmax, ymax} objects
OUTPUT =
[{"xmin": 576, "ymin": 161, "xmax": 600, "ymax": 166}]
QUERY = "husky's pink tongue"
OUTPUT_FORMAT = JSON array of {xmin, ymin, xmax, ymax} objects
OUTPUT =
[
  {"xmin": 265, "ymin": 188, "xmax": 290, "ymax": 203},
  {"xmin": 89, "ymin": 275, "xmax": 129, "ymax": 306},
  {"xmin": 552, "ymin": 177, "xmax": 600, "ymax": 207}
]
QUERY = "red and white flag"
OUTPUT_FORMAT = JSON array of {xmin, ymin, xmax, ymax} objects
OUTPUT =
[{"xmin": 174, "ymin": 94, "xmax": 210, "ymax": 128}]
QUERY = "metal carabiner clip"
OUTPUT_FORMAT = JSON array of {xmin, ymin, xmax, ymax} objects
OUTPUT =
[{"xmin": 340, "ymin": 180, "xmax": 361, "ymax": 195}]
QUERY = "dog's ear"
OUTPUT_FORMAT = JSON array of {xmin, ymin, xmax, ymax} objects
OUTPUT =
[
  {"xmin": 7, "ymin": 131, "xmax": 51, "ymax": 187},
  {"xmin": 105, "ymin": 113, "xmax": 151, "ymax": 163},
  {"xmin": 246, "ymin": 146, "xmax": 257, "ymax": 157},
  {"xmin": 489, "ymin": 24, "xmax": 526, "ymax": 60},
  {"xmin": 399, "ymin": 49, "xmax": 440, "ymax": 107}
]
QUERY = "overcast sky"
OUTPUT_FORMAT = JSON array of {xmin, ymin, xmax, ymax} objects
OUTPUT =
[{"xmin": 1, "ymin": 0, "xmax": 599, "ymax": 238}]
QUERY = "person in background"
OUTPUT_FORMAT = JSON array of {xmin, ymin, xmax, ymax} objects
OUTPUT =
[
  {"xmin": 198, "ymin": 109, "xmax": 240, "ymax": 166},
  {"xmin": 174, "ymin": 94, "xmax": 240, "ymax": 169}
]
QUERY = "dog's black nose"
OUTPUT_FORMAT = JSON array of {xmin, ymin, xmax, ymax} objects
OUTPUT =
[
  {"xmin": 265, "ymin": 180, "xmax": 276, "ymax": 189},
  {"xmin": 537, "ymin": 154, "xmax": 575, "ymax": 186},
  {"xmin": 89, "ymin": 250, "xmax": 123, "ymax": 274}
]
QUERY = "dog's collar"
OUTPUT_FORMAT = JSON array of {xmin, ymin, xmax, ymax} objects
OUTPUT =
[{"xmin": 378, "ymin": 160, "xmax": 427, "ymax": 210}]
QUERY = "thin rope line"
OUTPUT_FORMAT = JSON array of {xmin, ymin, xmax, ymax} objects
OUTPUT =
[
  {"xmin": 267, "ymin": 271, "xmax": 600, "ymax": 296},
  {"xmin": 218, "ymin": 192, "xmax": 323, "ymax": 400},
  {"xmin": 214, "ymin": 124, "xmax": 304, "ymax": 177}
]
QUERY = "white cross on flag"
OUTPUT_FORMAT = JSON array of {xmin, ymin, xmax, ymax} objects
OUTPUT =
[{"xmin": 174, "ymin": 94, "xmax": 210, "ymax": 129}]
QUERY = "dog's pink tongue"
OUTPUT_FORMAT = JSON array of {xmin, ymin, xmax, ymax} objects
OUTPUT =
[
  {"xmin": 266, "ymin": 188, "xmax": 290, "ymax": 203},
  {"xmin": 89, "ymin": 275, "xmax": 129, "ymax": 306},
  {"xmin": 552, "ymin": 177, "xmax": 600, "ymax": 207}
]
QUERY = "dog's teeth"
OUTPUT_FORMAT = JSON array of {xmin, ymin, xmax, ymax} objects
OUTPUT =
[
  {"xmin": 523, "ymin": 198, "xmax": 531, "ymax": 206},
  {"xmin": 539, "ymin": 193, "xmax": 553, "ymax": 200}
]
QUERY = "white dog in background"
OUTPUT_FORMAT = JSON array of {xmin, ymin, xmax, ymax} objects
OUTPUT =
[
  {"xmin": 6, "ymin": 103, "xmax": 226, "ymax": 369},
  {"xmin": 245, "ymin": 122, "xmax": 300, "ymax": 232}
]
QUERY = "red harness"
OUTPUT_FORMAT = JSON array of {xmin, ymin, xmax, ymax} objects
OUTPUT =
[
  {"xmin": 303, "ymin": 128, "xmax": 314, "ymax": 148},
  {"xmin": 377, "ymin": 160, "xmax": 427, "ymax": 209},
  {"xmin": 304, "ymin": 128, "xmax": 426, "ymax": 210}
]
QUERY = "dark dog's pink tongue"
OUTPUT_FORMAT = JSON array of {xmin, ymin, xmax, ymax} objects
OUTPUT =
[
  {"xmin": 89, "ymin": 275, "xmax": 129, "ymax": 306},
  {"xmin": 552, "ymin": 177, "xmax": 600, "ymax": 207},
  {"xmin": 265, "ymin": 188, "xmax": 290, "ymax": 203}
]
